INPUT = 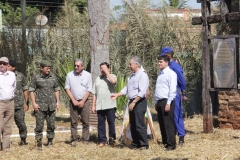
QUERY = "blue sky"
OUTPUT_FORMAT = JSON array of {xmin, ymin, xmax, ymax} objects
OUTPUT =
[{"xmin": 110, "ymin": 0, "xmax": 201, "ymax": 9}]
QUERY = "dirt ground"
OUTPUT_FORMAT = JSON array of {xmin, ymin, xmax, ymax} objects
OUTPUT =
[{"xmin": 1, "ymin": 107, "xmax": 240, "ymax": 160}]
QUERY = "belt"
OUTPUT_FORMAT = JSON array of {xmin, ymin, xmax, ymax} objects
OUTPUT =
[{"xmin": 0, "ymin": 99, "xmax": 13, "ymax": 103}]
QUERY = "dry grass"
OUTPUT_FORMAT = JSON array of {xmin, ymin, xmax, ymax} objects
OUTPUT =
[{"xmin": 1, "ymin": 108, "xmax": 240, "ymax": 160}]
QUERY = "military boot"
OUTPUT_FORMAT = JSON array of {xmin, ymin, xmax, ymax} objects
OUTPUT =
[
  {"xmin": 36, "ymin": 139, "xmax": 42, "ymax": 151},
  {"xmin": 47, "ymin": 138, "xmax": 53, "ymax": 147},
  {"xmin": 19, "ymin": 138, "xmax": 28, "ymax": 146}
]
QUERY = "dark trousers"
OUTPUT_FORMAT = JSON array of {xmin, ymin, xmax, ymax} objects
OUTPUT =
[
  {"xmin": 97, "ymin": 108, "xmax": 116, "ymax": 143},
  {"xmin": 156, "ymin": 99, "xmax": 176, "ymax": 147},
  {"xmin": 14, "ymin": 108, "xmax": 27, "ymax": 139},
  {"xmin": 70, "ymin": 99, "xmax": 90, "ymax": 141},
  {"xmin": 34, "ymin": 109, "xmax": 56, "ymax": 140},
  {"xmin": 129, "ymin": 98, "xmax": 148, "ymax": 148}
]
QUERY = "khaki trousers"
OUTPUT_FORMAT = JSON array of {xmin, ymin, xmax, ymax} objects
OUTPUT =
[
  {"xmin": 70, "ymin": 99, "xmax": 90, "ymax": 141},
  {"xmin": 0, "ymin": 100, "xmax": 14, "ymax": 150}
]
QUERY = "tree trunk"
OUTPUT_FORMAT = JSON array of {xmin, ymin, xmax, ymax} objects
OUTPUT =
[{"xmin": 88, "ymin": 0, "xmax": 110, "ymax": 81}]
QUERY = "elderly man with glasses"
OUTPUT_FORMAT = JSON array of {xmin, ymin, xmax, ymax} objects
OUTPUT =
[{"xmin": 0, "ymin": 57, "xmax": 16, "ymax": 151}]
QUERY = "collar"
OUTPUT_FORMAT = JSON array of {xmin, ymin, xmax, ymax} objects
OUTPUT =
[
  {"xmin": 160, "ymin": 66, "xmax": 170, "ymax": 74},
  {"xmin": 132, "ymin": 68, "xmax": 141, "ymax": 76},
  {"xmin": 74, "ymin": 70, "xmax": 84, "ymax": 76},
  {"xmin": 0, "ymin": 71, "xmax": 10, "ymax": 75},
  {"xmin": 40, "ymin": 72, "xmax": 52, "ymax": 78}
]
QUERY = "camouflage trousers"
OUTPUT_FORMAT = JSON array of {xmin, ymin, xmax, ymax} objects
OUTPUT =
[
  {"xmin": 34, "ymin": 110, "xmax": 56, "ymax": 140},
  {"xmin": 14, "ymin": 108, "xmax": 27, "ymax": 139}
]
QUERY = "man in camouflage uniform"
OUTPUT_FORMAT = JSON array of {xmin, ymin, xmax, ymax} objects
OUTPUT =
[
  {"xmin": 7, "ymin": 60, "xmax": 29, "ymax": 145},
  {"xmin": 29, "ymin": 60, "xmax": 60, "ymax": 150}
]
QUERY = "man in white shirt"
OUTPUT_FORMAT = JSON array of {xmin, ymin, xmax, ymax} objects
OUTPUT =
[
  {"xmin": 155, "ymin": 55, "xmax": 177, "ymax": 151},
  {"xmin": 65, "ymin": 59, "xmax": 92, "ymax": 147},
  {"xmin": 0, "ymin": 57, "xmax": 16, "ymax": 151}
]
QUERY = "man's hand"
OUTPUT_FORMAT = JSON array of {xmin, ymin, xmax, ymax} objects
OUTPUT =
[
  {"xmin": 56, "ymin": 103, "xmax": 60, "ymax": 110},
  {"xmin": 78, "ymin": 100, "xmax": 84, "ymax": 108},
  {"xmin": 24, "ymin": 104, "xmax": 29, "ymax": 111},
  {"xmin": 101, "ymin": 65, "xmax": 109, "ymax": 75},
  {"xmin": 183, "ymin": 96, "xmax": 188, "ymax": 101},
  {"xmin": 155, "ymin": 103, "xmax": 158, "ymax": 111},
  {"xmin": 33, "ymin": 103, "xmax": 40, "ymax": 112},
  {"xmin": 111, "ymin": 94, "xmax": 118, "ymax": 100},
  {"xmin": 72, "ymin": 99, "xmax": 79, "ymax": 106},
  {"xmin": 165, "ymin": 104, "xmax": 170, "ymax": 112},
  {"xmin": 92, "ymin": 106, "xmax": 96, "ymax": 113},
  {"xmin": 129, "ymin": 102, "xmax": 135, "ymax": 111}
]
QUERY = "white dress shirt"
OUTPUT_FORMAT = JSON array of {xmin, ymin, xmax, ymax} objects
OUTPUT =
[
  {"xmin": 121, "ymin": 69, "xmax": 149, "ymax": 99},
  {"xmin": 0, "ymin": 71, "xmax": 16, "ymax": 100},
  {"xmin": 155, "ymin": 66, "xmax": 177, "ymax": 105}
]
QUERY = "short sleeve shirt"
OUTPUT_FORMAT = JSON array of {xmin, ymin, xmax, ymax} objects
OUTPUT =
[
  {"xmin": 92, "ymin": 74, "xmax": 117, "ymax": 111},
  {"xmin": 29, "ymin": 73, "xmax": 60, "ymax": 111},
  {"xmin": 14, "ymin": 71, "xmax": 28, "ymax": 109},
  {"xmin": 65, "ymin": 70, "xmax": 92, "ymax": 100}
]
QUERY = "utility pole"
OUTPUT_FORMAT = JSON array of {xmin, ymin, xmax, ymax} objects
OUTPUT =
[{"xmin": 21, "ymin": 0, "xmax": 28, "ymax": 74}]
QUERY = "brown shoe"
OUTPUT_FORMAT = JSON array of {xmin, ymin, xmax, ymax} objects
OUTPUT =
[
  {"xmin": 71, "ymin": 141, "xmax": 77, "ymax": 147},
  {"xmin": 97, "ymin": 143, "xmax": 105, "ymax": 147}
]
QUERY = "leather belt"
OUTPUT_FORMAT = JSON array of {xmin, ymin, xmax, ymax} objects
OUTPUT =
[{"xmin": 0, "ymin": 99, "xmax": 13, "ymax": 103}]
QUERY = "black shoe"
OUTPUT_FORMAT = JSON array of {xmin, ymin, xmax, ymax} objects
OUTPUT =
[
  {"xmin": 179, "ymin": 136, "xmax": 184, "ymax": 146},
  {"xmin": 166, "ymin": 145, "xmax": 176, "ymax": 151},
  {"xmin": 139, "ymin": 146, "xmax": 149, "ymax": 150},
  {"xmin": 108, "ymin": 137, "xmax": 115, "ymax": 147},
  {"xmin": 47, "ymin": 142, "xmax": 53, "ymax": 147},
  {"xmin": 147, "ymin": 134, "xmax": 153, "ymax": 140},
  {"xmin": 19, "ymin": 138, "xmax": 28, "ymax": 146},
  {"xmin": 129, "ymin": 145, "xmax": 138, "ymax": 150},
  {"xmin": 37, "ymin": 140, "xmax": 42, "ymax": 151},
  {"xmin": 47, "ymin": 138, "xmax": 53, "ymax": 147}
]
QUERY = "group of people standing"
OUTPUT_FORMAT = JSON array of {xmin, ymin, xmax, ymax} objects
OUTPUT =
[{"xmin": 0, "ymin": 46, "xmax": 186, "ymax": 151}]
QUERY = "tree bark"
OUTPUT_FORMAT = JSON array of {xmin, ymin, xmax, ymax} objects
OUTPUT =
[{"xmin": 88, "ymin": 0, "xmax": 110, "ymax": 81}]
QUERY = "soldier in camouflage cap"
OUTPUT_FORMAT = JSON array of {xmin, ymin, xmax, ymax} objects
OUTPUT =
[
  {"xmin": 29, "ymin": 60, "xmax": 60, "ymax": 150},
  {"xmin": 8, "ymin": 60, "xmax": 29, "ymax": 146}
]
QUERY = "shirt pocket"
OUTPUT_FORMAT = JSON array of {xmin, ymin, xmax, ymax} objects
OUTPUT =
[{"xmin": 129, "ymin": 80, "xmax": 138, "ymax": 91}]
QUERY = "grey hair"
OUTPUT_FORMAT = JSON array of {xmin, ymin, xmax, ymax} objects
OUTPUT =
[
  {"xmin": 130, "ymin": 56, "xmax": 142, "ymax": 68},
  {"xmin": 74, "ymin": 58, "xmax": 84, "ymax": 66}
]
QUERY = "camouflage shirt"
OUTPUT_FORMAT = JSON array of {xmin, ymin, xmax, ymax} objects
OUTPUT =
[
  {"xmin": 29, "ymin": 72, "xmax": 60, "ymax": 111},
  {"xmin": 14, "ymin": 71, "xmax": 28, "ymax": 109}
]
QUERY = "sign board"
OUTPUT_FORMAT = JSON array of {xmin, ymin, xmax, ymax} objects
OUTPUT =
[
  {"xmin": 35, "ymin": 15, "xmax": 48, "ymax": 26},
  {"xmin": 213, "ymin": 38, "xmax": 235, "ymax": 88}
]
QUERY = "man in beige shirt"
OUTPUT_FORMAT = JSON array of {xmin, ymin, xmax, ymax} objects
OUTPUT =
[
  {"xmin": 92, "ymin": 62, "xmax": 117, "ymax": 147},
  {"xmin": 0, "ymin": 57, "xmax": 16, "ymax": 151}
]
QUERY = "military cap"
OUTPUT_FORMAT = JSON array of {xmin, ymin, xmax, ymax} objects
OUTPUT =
[
  {"xmin": 0, "ymin": 57, "xmax": 9, "ymax": 63},
  {"xmin": 9, "ymin": 60, "xmax": 17, "ymax": 67},
  {"xmin": 159, "ymin": 47, "xmax": 173, "ymax": 56},
  {"xmin": 40, "ymin": 60, "xmax": 51, "ymax": 67}
]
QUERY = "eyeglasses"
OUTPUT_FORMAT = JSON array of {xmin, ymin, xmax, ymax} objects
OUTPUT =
[
  {"xmin": 74, "ymin": 65, "xmax": 80, "ymax": 67},
  {"xmin": 0, "ymin": 62, "xmax": 7, "ymax": 66}
]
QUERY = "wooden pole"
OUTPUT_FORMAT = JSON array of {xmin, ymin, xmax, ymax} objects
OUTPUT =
[
  {"xmin": 21, "ymin": 0, "xmax": 27, "ymax": 74},
  {"xmin": 201, "ymin": 0, "xmax": 213, "ymax": 133},
  {"xmin": 147, "ymin": 116, "xmax": 157, "ymax": 144}
]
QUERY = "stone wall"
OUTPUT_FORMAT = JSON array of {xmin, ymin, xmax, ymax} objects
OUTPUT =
[{"xmin": 218, "ymin": 91, "xmax": 240, "ymax": 129}]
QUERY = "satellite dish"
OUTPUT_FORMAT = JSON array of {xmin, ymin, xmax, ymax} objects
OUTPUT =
[{"xmin": 35, "ymin": 15, "xmax": 48, "ymax": 26}]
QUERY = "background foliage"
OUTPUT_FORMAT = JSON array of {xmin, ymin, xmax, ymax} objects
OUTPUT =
[{"xmin": 0, "ymin": 0, "xmax": 203, "ymax": 115}]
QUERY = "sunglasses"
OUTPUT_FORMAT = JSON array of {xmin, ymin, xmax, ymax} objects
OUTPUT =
[{"xmin": 0, "ymin": 62, "xmax": 7, "ymax": 65}]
